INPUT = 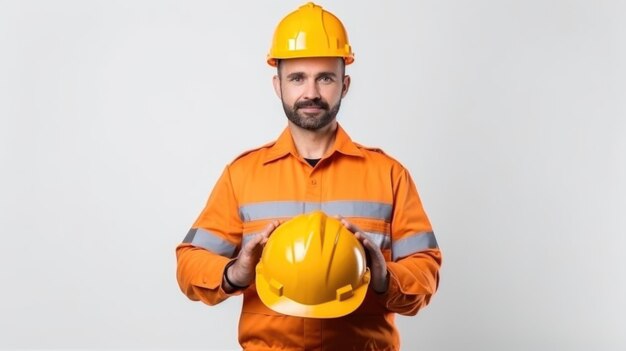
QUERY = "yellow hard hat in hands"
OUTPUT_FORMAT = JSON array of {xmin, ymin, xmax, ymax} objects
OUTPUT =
[
  {"xmin": 255, "ymin": 211, "xmax": 370, "ymax": 318},
  {"xmin": 267, "ymin": 2, "xmax": 354, "ymax": 67}
]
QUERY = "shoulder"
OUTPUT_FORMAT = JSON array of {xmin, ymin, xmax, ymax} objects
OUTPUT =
[
  {"xmin": 231, "ymin": 141, "xmax": 275, "ymax": 163},
  {"xmin": 225, "ymin": 141, "xmax": 275, "ymax": 170},
  {"xmin": 354, "ymin": 142, "xmax": 386, "ymax": 155},
  {"xmin": 353, "ymin": 142, "xmax": 406, "ymax": 170}
]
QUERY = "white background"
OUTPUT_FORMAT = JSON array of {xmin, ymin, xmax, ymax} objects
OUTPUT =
[{"xmin": 1, "ymin": 0, "xmax": 625, "ymax": 350}]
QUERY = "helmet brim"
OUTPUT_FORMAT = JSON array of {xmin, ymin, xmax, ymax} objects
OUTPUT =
[
  {"xmin": 255, "ymin": 267, "xmax": 370, "ymax": 319},
  {"xmin": 267, "ymin": 55, "xmax": 354, "ymax": 67}
]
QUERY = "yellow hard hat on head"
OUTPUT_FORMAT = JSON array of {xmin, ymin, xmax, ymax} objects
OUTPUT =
[
  {"xmin": 255, "ymin": 211, "xmax": 370, "ymax": 318},
  {"xmin": 267, "ymin": 2, "xmax": 354, "ymax": 67}
]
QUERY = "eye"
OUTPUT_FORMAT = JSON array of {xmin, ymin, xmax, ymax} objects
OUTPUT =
[
  {"xmin": 319, "ymin": 76, "xmax": 335, "ymax": 84},
  {"xmin": 288, "ymin": 75, "xmax": 304, "ymax": 83}
]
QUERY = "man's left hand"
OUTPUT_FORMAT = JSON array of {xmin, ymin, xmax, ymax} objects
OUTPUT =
[{"xmin": 339, "ymin": 217, "xmax": 389, "ymax": 294}]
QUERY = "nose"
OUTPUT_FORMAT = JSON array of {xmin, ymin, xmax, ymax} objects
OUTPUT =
[{"xmin": 302, "ymin": 79, "xmax": 321, "ymax": 100}]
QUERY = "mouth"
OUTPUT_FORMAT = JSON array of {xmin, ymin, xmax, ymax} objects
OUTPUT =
[
  {"xmin": 298, "ymin": 106, "xmax": 324, "ymax": 113},
  {"xmin": 295, "ymin": 99, "xmax": 328, "ymax": 112}
]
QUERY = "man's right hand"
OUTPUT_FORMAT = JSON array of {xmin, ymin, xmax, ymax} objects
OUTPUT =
[{"xmin": 223, "ymin": 220, "xmax": 279, "ymax": 292}]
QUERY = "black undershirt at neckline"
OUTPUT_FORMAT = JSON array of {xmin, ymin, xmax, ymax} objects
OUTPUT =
[{"xmin": 304, "ymin": 158, "xmax": 321, "ymax": 167}]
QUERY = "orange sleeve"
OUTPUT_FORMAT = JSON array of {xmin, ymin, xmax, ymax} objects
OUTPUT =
[
  {"xmin": 378, "ymin": 167, "xmax": 442, "ymax": 315},
  {"xmin": 176, "ymin": 166, "xmax": 244, "ymax": 305}
]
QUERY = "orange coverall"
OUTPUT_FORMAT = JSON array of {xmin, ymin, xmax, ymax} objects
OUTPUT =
[{"xmin": 176, "ymin": 125, "xmax": 442, "ymax": 351}]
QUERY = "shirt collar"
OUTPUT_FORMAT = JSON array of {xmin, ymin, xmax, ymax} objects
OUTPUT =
[{"xmin": 262, "ymin": 123, "xmax": 364, "ymax": 164}]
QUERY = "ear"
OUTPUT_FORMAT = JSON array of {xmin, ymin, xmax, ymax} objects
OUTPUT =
[
  {"xmin": 272, "ymin": 75, "xmax": 282, "ymax": 99},
  {"xmin": 341, "ymin": 75, "xmax": 351, "ymax": 98}
]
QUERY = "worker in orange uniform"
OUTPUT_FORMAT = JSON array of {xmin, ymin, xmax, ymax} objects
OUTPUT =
[{"xmin": 176, "ymin": 2, "xmax": 442, "ymax": 350}]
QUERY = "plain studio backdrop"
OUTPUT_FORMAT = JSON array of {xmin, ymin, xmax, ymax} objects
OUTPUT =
[{"xmin": 1, "ymin": 0, "xmax": 624, "ymax": 350}]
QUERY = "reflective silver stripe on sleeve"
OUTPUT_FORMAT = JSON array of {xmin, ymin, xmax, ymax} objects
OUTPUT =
[
  {"xmin": 183, "ymin": 228, "xmax": 237, "ymax": 257},
  {"xmin": 362, "ymin": 231, "xmax": 391, "ymax": 250},
  {"xmin": 392, "ymin": 231, "xmax": 438, "ymax": 261},
  {"xmin": 239, "ymin": 201, "xmax": 392, "ymax": 222}
]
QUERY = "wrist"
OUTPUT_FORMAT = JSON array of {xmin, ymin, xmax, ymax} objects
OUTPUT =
[
  {"xmin": 373, "ymin": 269, "xmax": 390, "ymax": 294},
  {"xmin": 224, "ymin": 260, "xmax": 250, "ymax": 290}
]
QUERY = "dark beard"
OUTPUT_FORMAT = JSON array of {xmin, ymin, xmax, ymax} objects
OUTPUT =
[{"xmin": 282, "ymin": 98, "xmax": 341, "ymax": 131}]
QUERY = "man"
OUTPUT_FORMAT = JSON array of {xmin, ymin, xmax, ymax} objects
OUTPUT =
[{"xmin": 176, "ymin": 3, "xmax": 441, "ymax": 350}]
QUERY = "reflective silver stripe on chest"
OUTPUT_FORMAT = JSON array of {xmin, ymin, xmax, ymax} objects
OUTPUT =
[{"xmin": 238, "ymin": 200, "xmax": 392, "ymax": 222}]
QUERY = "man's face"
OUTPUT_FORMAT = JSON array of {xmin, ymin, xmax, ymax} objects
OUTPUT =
[{"xmin": 273, "ymin": 57, "xmax": 350, "ymax": 131}]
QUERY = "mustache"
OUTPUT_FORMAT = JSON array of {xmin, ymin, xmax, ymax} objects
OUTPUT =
[{"xmin": 294, "ymin": 99, "xmax": 329, "ymax": 110}]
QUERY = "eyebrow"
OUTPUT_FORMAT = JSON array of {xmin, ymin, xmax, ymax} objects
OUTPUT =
[
  {"xmin": 286, "ymin": 72, "xmax": 305, "ymax": 80},
  {"xmin": 316, "ymin": 72, "xmax": 338, "ymax": 79},
  {"xmin": 285, "ymin": 71, "xmax": 338, "ymax": 80}
]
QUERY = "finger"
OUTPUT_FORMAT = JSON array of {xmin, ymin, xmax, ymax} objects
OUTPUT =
[
  {"xmin": 244, "ymin": 234, "xmax": 262, "ymax": 249},
  {"xmin": 362, "ymin": 238, "xmax": 379, "ymax": 255},
  {"xmin": 260, "ymin": 220, "xmax": 279, "ymax": 237},
  {"xmin": 243, "ymin": 229, "xmax": 269, "ymax": 253},
  {"xmin": 364, "ymin": 240, "xmax": 386, "ymax": 266},
  {"xmin": 253, "ymin": 220, "xmax": 279, "ymax": 248},
  {"xmin": 360, "ymin": 237, "xmax": 374, "ymax": 252},
  {"xmin": 354, "ymin": 231, "xmax": 364, "ymax": 242},
  {"xmin": 339, "ymin": 218, "xmax": 351, "ymax": 230},
  {"xmin": 359, "ymin": 236, "xmax": 381, "ymax": 256},
  {"xmin": 340, "ymin": 218, "xmax": 363, "ymax": 234}
]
